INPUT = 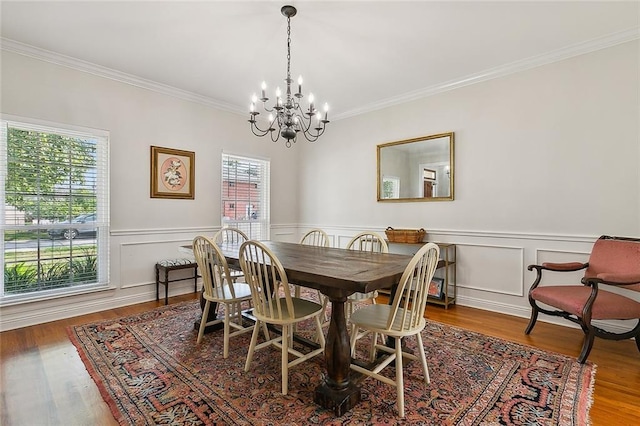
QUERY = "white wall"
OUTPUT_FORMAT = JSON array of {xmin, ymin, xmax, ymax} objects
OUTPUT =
[
  {"xmin": 297, "ymin": 40, "xmax": 640, "ymax": 327},
  {"xmin": 0, "ymin": 51, "xmax": 300, "ymax": 330},
  {"xmin": 1, "ymin": 40, "xmax": 638, "ymax": 333}
]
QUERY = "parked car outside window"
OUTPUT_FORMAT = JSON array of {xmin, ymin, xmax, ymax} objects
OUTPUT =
[{"xmin": 47, "ymin": 213, "xmax": 97, "ymax": 240}]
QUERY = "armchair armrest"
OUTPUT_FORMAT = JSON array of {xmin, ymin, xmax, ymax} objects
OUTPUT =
[
  {"xmin": 527, "ymin": 262, "xmax": 588, "ymax": 272},
  {"xmin": 527, "ymin": 261, "xmax": 589, "ymax": 294},
  {"xmin": 583, "ymin": 272, "xmax": 640, "ymax": 286}
]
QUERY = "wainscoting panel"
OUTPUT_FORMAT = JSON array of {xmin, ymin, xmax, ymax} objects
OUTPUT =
[
  {"xmin": 2, "ymin": 225, "xmax": 612, "ymax": 332},
  {"xmin": 119, "ymin": 238, "xmax": 197, "ymax": 289},
  {"xmin": 455, "ymin": 243, "xmax": 525, "ymax": 297}
]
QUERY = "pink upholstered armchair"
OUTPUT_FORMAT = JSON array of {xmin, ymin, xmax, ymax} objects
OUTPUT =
[{"xmin": 525, "ymin": 235, "xmax": 640, "ymax": 363}]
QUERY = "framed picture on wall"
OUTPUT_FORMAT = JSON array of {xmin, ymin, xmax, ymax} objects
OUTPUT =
[
  {"xmin": 150, "ymin": 146, "xmax": 195, "ymax": 199},
  {"xmin": 428, "ymin": 277, "xmax": 445, "ymax": 299}
]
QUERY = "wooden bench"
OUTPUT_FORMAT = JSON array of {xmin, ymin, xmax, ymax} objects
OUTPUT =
[{"xmin": 155, "ymin": 258, "xmax": 199, "ymax": 305}]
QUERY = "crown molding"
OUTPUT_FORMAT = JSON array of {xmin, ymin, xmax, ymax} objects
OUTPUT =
[
  {"xmin": 3, "ymin": 27, "xmax": 638, "ymax": 121},
  {"xmin": 334, "ymin": 27, "xmax": 640, "ymax": 120},
  {"xmin": 0, "ymin": 38, "xmax": 246, "ymax": 115}
]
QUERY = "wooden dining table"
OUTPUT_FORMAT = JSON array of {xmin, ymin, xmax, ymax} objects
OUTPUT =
[{"xmin": 216, "ymin": 240, "xmax": 413, "ymax": 416}]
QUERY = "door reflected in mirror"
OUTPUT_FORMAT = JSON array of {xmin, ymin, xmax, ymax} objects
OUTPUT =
[{"xmin": 377, "ymin": 132, "xmax": 454, "ymax": 202}]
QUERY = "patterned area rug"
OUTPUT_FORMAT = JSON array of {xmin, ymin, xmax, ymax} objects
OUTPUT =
[{"xmin": 69, "ymin": 300, "xmax": 595, "ymax": 425}]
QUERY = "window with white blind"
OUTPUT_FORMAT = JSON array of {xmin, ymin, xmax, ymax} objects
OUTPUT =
[
  {"xmin": 0, "ymin": 116, "xmax": 109, "ymax": 301},
  {"xmin": 221, "ymin": 153, "xmax": 270, "ymax": 240}
]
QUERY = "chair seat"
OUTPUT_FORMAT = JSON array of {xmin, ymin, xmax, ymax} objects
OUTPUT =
[
  {"xmin": 206, "ymin": 282, "xmax": 252, "ymax": 303},
  {"xmin": 255, "ymin": 298, "xmax": 324, "ymax": 324},
  {"xmin": 350, "ymin": 304, "xmax": 425, "ymax": 336},
  {"xmin": 531, "ymin": 285, "xmax": 640, "ymax": 320}
]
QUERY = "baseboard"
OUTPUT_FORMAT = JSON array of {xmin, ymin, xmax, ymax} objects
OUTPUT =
[{"xmin": 0, "ymin": 283, "xmax": 200, "ymax": 332}]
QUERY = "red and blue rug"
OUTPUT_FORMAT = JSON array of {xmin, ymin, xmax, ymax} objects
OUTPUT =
[{"xmin": 68, "ymin": 300, "xmax": 595, "ymax": 425}]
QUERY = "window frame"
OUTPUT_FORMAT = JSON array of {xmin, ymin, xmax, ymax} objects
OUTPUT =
[
  {"xmin": 0, "ymin": 114, "xmax": 110, "ymax": 303},
  {"xmin": 221, "ymin": 152, "xmax": 270, "ymax": 240}
]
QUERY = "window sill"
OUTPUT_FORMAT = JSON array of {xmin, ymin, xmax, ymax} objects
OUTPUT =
[{"xmin": 0, "ymin": 284, "xmax": 115, "ymax": 307}]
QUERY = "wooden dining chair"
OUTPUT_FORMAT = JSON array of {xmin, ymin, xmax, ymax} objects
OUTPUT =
[
  {"xmin": 239, "ymin": 240, "xmax": 326, "ymax": 395},
  {"xmin": 192, "ymin": 236, "xmax": 254, "ymax": 358},
  {"xmin": 212, "ymin": 227, "xmax": 249, "ymax": 282},
  {"xmin": 349, "ymin": 242, "xmax": 440, "ymax": 417},
  {"xmin": 297, "ymin": 229, "xmax": 331, "ymax": 322},
  {"xmin": 300, "ymin": 228, "xmax": 330, "ymax": 248},
  {"xmin": 346, "ymin": 231, "xmax": 389, "ymax": 318}
]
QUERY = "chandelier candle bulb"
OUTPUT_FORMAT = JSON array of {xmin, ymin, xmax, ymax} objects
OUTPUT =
[
  {"xmin": 297, "ymin": 76, "xmax": 303, "ymax": 95},
  {"xmin": 261, "ymin": 82, "xmax": 267, "ymax": 100}
]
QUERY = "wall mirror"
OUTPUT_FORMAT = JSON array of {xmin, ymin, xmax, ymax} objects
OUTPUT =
[{"xmin": 377, "ymin": 132, "xmax": 454, "ymax": 202}]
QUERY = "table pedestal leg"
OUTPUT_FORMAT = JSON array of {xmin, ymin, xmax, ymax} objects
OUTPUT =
[{"xmin": 314, "ymin": 296, "xmax": 361, "ymax": 416}]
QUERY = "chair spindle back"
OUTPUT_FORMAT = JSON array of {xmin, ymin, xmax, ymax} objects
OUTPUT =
[
  {"xmin": 387, "ymin": 243, "xmax": 440, "ymax": 331},
  {"xmin": 300, "ymin": 229, "xmax": 330, "ymax": 247},
  {"xmin": 213, "ymin": 227, "xmax": 249, "ymax": 246},
  {"xmin": 239, "ymin": 240, "xmax": 295, "ymax": 322},
  {"xmin": 192, "ymin": 236, "xmax": 237, "ymax": 299},
  {"xmin": 346, "ymin": 232, "xmax": 389, "ymax": 253}
]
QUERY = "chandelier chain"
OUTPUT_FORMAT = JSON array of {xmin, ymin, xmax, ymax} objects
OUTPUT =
[{"xmin": 286, "ymin": 16, "xmax": 291, "ymax": 82}]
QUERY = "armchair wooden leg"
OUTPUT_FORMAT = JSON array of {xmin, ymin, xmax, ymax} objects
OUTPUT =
[
  {"xmin": 525, "ymin": 307, "xmax": 539, "ymax": 335},
  {"xmin": 578, "ymin": 330, "xmax": 596, "ymax": 364}
]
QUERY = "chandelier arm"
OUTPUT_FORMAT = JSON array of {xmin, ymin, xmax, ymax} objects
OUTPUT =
[
  {"xmin": 250, "ymin": 121, "xmax": 275, "ymax": 137},
  {"xmin": 297, "ymin": 130, "xmax": 320, "ymax": 143},
  {"xmin": 269, "ymin": 128, "xmax": 280, "ymax": 143},
  {"xmin": 290, "ymin": 112, "xmax": 321, "ymax": 143},
  {"xmin": 292, "ymin": 112, "xmax": 311, "ymax": 134},
  {"xmin": 262, "ymin": 103, "xmax": 276, "ymax": 114},
  {"xmin": 250, "ymin": 125, "xmax": 272, "ymax": 138}
]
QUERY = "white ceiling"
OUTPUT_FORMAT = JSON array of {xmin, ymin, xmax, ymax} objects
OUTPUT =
[{"xmin": 1, "ymin": 1, "xmax": 639, "ymax": 120}]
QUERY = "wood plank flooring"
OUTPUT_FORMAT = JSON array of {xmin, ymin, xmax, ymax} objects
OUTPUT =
[{"xmin": 1, "ymin": 293, "xmax": 639, "ymax": 425}]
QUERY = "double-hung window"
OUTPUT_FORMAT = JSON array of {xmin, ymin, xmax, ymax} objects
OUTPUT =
[
  {"xmin": 221, "ymin": 153, "xmax": 270, "ymax": 240},
  {"xmin": 0, "ymin": 116, "xmax": 109, "ymax": 301}
]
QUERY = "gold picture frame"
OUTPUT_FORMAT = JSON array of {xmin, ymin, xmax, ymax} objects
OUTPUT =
[{"xmin": 150, "ymin": 146, "xmax": 195, "ymax": 199}]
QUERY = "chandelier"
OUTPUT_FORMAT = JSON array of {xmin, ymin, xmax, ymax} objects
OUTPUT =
[{"xmin": 248, "ymin": 5, "xmax": 329, "ymax": 148}]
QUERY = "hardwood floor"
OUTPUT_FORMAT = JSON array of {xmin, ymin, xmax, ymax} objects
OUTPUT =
[{"xmin": 1, "ymin": 294, "xmax": 639, "ymax": 425}]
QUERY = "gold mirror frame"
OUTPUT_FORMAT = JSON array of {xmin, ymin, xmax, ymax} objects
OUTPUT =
[{"xmin": 377, "ymin": 132, "xmax": 454, "ymax": 202}]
